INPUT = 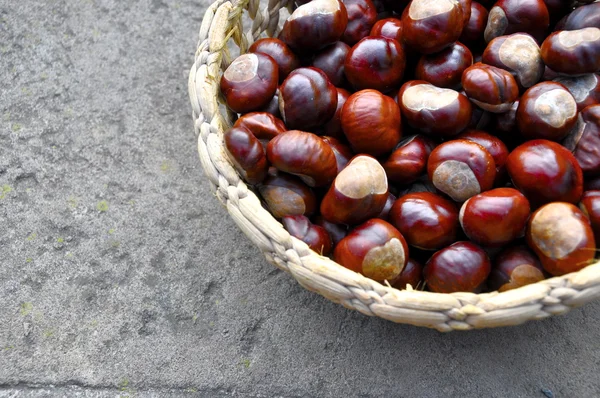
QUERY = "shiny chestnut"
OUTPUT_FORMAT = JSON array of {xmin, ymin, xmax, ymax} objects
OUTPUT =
[
  {"xmin": 389, "ymin": 192, "xmax": 459, "ymax": 250},
  {"xmin": 319, "ymin": 88, "xmax": 351, "ymax": 140},
  {"xmin": 401, "ymin": 0, "xmax": 464, "ymax": 54},
  {"xmin": 517, "ymin": 82, "xmax": 578, "ymax": 141},
  {"xmin": 554, "ymin": 74, "xmax": 600, "ymax": 111},
  {"xmin": 258, "ymin": 173, "xmax": 317, "ymax": 218},
  {"xmin": 313, "ymin": 215, "xmax": 348, "ymax": 246},
  {"xmin": 459, "ymin": 1, "xmax": 488, "ymax": 50},
  {"xmin": 320, "ymin": 155, "xmax": 388, "ymax": 225},
  {"xmin": 341, "ymin": 0, "xmax": 377, "ymax": 45},
  {"xmin": 459, "ymin": 188, "xmax": 530, "ymax": 247},
  {"xmin": 382, "ymin": 135, "xmax": 436, "ymax": 185},
  {"xmin": 462, "ymin": 62, "xmax": 519, "ymax": 113},
  {"xmin": 278, "ymin": 67, "xmax": 337, "ymax": 130},
  {"xmin": 457, "ymin": 0, "xmax": 472, "ymax": 28},
  {"xmin": 398, "ymin": 81, "xmax": 472, "ymax": 136},
  {"xmin": 248, "ymin": 38, "xmax": 300, "ymax": 83},
  {"xmin": 321, "ymin": 136, "xmax": 353, "ymax": 173},
  {"xmin": 526, "ymin": 202, "xmax": 596, "ymax": 276},
  {"xmin": 267, "ymin": 130, "xmax": 337, "ymax": 187},
  {"xmin": 344, "ymin": 36, "xmax": 406, "ymax": 92},
  {"xmin": 224, "ymin": 126, "xmax": 270, "ymax": 185},
  {"xmin": 457, "ymin": 130, "xmax": 509, "ymax": 183},
  {"xmin": 415, "ymin": 42, "xmax": 473, "ymax": 90},
  {"xmin": 482, "ymin": 33, "xmax": 544, "ymax": 88},
  {"xmin": 488, "ymin": 246, "xmax": 545, "ymax": 292},
  {"xmin": 282, "ymin": 215, "xmax": 333, "ymax": 256},
  {"xmin": 220, "ymin": 53, "xmax": 278, "ymax": 113},
  {"xmin": 427, "ymin": 139, "xmax": 496, "ymax": 202},
  {"xmin": 280, "ymin": 0, "xmax": 348, "ymax": 53},
  {"xmin": 389, "ymin": 258, "xmax": 423, "ymax": 290},
  {"xmin": 334, "ymin": 219, "xmax": 408, "ymax": 281},
  {"xmin": 233, "ymin": 112, "xmax": 286, "ymax": 143},
  {"xmin": 424, "ymin": 241, "xmax": 491, "ymax": 293},
  {"xmin": 556, "ymin": 2, "xmax": 600, "ymax": 31},
  {"xmin": 569, "ymin": 105, "xmax": 600, "ymax": 176},
  {"xmin": 506, "ymin": 140, "xmax": 584, "ymax": 206},
  {"xmin": 484, "ymin": 0, "xmax": 550, "ymax": 44},
  {"xmin": 579, "ymin": 190, "xmax": 600, "ymax": 246},
  {"xmin": 340, "ymin": 89, "xmax": 401, "ymax": 156},
  {"xmin": 370, "ymin": 17, "xmax": 403, "ymax": 42},
  {"xmin": 311, "ymin": 41, "xmax": 351, "ymax": 87},
  {"xmin": 541, "ymin": 28, "xmax": 600, "ymax": 75}
]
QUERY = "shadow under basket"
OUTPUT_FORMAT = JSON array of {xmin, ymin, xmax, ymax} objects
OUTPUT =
[{"xmin": 188, "ymin": 0, "xmax": 600, "ymax": 331}]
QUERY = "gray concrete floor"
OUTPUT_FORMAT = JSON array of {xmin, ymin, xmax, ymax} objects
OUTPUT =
[{"xmin": 1, "ymin": 1, "xmax": 600, "ymax": 397}]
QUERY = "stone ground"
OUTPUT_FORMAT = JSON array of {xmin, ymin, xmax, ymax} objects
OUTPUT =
[{"xmin": 1, "ymin": 1, "xmax": 600, "ymax": 397}]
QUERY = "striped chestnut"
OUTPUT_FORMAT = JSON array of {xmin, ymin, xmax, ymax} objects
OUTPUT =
[{"xmin": 461, "ymin": 63, "xmax": 519, "ymax": 113}]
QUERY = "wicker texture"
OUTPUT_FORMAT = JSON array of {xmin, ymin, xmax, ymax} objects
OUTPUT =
[{"xmin": 188, "ymin": 0, "xmax": 600, "ymax": 331}]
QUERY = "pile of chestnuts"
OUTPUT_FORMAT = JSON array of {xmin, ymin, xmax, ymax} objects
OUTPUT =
[{"xmin": 219, "ymin": 0, "xmax": 600, "ymax": 294}]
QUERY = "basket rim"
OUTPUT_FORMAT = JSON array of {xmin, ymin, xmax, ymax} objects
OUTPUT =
[{"xmin": 188, "ymin": 0, "xmax": 600, "ymax": 331}]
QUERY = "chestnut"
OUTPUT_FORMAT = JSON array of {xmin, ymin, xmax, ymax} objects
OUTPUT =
[
  {"xmin": 541, "ymin": 28, "xmax": 600, "ymax": 75},
  {"xmin": 484, "ymin": 0, "xmax": 550, "ymax": 44},
  {"xmin": 389, "ymin": 258, "xmax": 423, "ymax": 290},
  {"xmin": 233, "ymin": 112, "xmax": 286, "ymax": 143},
  {"xmin": 579, "ymin": 190, "xmax": 600, "ymax": 246},
  {"xmin": 456, "ymin": 130, "xmax": 509, "ymax": 183},
  {"xmin": 569, "ymin": 104, "xmax": 600, "ymax": 176},
  {"xmin": 267, "ymin": 130, "xmax": 337, "ymax": 187},
  {"xmin": 369, "ymin": 17, "xmax": 403, "ymax": 42},
  {"xmin": 553, "ymin": 74, "xmax": 600, "ymax": 111},
  {"xmin": 457, "ymin": 0, "xmax": 472, "ymax": 28},
  {"xmin": 517, "ymin": 82, "xmax": 578, "ymax": 141},
  {"xmin": 224, "ymin": 126, "xmax": 270, "ymax": 185},
  {"xmin": 334, "ymin": 219, "xmax": 409, "ymax": 281},
  {"xmin": 278, "ymin": 67, "xmax": 337, "ymax": 130},
  {"xmin": 555, "ymin": 2, "xmax": 600, "ymax": 31},
  {"xmin": 398, "ymin": 81, "xmax": 472, "ymax": 136},
  {"xmin": 313, "ymin": 215, "xmax": 348, "ymax": 246},
  {"xmin": 382, "ymin": 134, "xmax": 436, "ymax": 185},
  {"xmin": 340, "ymin": 89, "xmax": 401, "ymax": 156},
  {"xmin": 220, "ymin": 53, "xmax": 278, "ymax": 114},
  {"xmin": 321, "ymin": 136, "xmax": 354, "ymax": 173},
  {"xmin": 506, "ymin": 139, "xmax": 584, "ymax": 206},
  {"xmin": 491, "ymin": 100, "xmax": 518, "ymax": 137},
  {"xmin": 415, "ymin": 42, "xmax": 473, "ymax": 90},
  {"xmin": 389, "ymin": 192, "xmax": 459, "ymax": 250},
  {"xmin": 543, "ymin": 0, "xmax": 571, "ymax": 26},
  {"xmin": 396, "ymin": 178, "xmax": 438, "ymax": 196},
  {"xmin": 526, "ymin": 202, "xmax": 596, "ymax": 276},
  {"xmin": 427, "ymin": 139, "xmax": 496, "ymax": 202},
  {"xmin": 248, "ymin": 38, "xmax": 300, "ymax": 83},
  {"xmin": 320, "ymin": 155, "xmax": 388, "ymax": 225},
  {"xmin": 377, "ymin": 192, "xmax": 397, "ymax": 220},
  {"xmin": 319, "ymin": 88, "xmax": 351, "ymax": 140},
  {"xmin": 256, "ymin": 90, "xmax": 281, "ymax": 118},
  {"xmin": 311, "ymin": 41, "xmax": 351, "ymax": 87},
  {"xmin": 401, "ymin": 0, "xmax": 464, "ymax": 54},
  {"xmin": 344, "ymin": 36, "xmax": 406, "ymax": 92},
  {"xmin": 424, "ymin": 241, "xmax": 491, "ymax": 293},
  {"xmin": 459, "ymin": 1, "xmax": 489, "ymax": 50},
  {"xmin": 258, "ymin": 173, "xmax": 317, "ymax": 218},
  {"xmin": 341, "ymin": 0, "xmax": 377, "ymax": 45},
  {"xmin": 461, "ymin": 63, "xmax": 519, "ymax": 113},
  {"xmin": 459, "ymin": 188, "xmax": 530, "ymax": 247},
  {"xmin": 280, "ymin": 0, "xmax": 348, "ymax": 53},
  {"xmin": 282, "ymin": 215, "xmax": 333, "ymax": 256},
  {"xmin": 482, "ymin": 33, "xmax": 544, "ymax": 88},
  {"xmin": 488, "ymin": 246, "xmax": 545, "ymax": 292}
]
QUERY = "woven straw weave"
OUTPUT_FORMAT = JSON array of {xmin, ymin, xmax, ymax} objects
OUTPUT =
[{"xmin": 188, "ymin": 0, "xmax": 600, "ymax": 331}]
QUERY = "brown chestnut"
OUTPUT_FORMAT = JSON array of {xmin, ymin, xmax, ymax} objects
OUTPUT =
[
  {"xmin": 462, "ymin": 62, "xmax": 519, "ymax": 113},
  {"xmin": 321, "ymin": 136, "xmax": 354, "ymax": 173},
  {"xmin": 415, "ymin": 42, "xmax": 473, "ymax": 90},
  {"xmin": 278, "ymin": 67, "xmax": 337, "ymax": 130},
  {"xmin": 334, "ymin": 219, "xmax": 409, "ymax": 281},
  {"xmin": 370, "ymin": 17, "xmax": 403, "ymax": 42},
  {"xmin": 319, "ymin": 88, "xmax": 351, "ymax": 140},
  {"xmin": 258, "ymin": 173, "xmax": 317, "ymax": 218},
  {"xmin": 340, "ymin": 89, "xmax": 401, "ymax": 156},
  {"xmin": 224, "ymin": 126, "xmax": 270, "ymax": 185},
  {"xmin": 456, "ymin": 130, "xmax": 509, "ymax": 183},
  {"xmin": 458, "ymin": 0, "xmax": 472, "ymax": 28},
  {"xmin": 484, "ymin": 0, "xmax": 550, "ymax": 44},
  {"xmin": 280, "ymin": 0, "xmax": 348, "ymax": 53},
  {"xmin": 377, "ymin": 192, "xmax": 397, "ymax": 221},
  {"xmin": 491, "ymin": 99, "xmax": 518, "ymax": 137},
  {"xmin": 526, "ymin": 202, "xmax": 596, "ymax": 276},
  {"xmin": 506, "ymin": 139, "xmax": 584, "ymax": 206},
  {"xmin": 579, "ymin": 190, "xmax": 600, "ymax": 246},
  {"xmin": 282, "ymin": 215, "xmax": 333, "ymax": 255},
  {"xmin": 313, "ymin": 215, "xmax": 348, "ymax": 246},
  {"xmin": 344, "ymin": 36, "xmax": 406, "ymax": 92},
  {"xmin": 488, "ymin": 246, "xmax": 545, "ymax": 292},
  {"xmin": 554, "ymin": 74, "xmax": 600, "ymax": 111},
  {"xmin": 556, "ymin": 2, "xmax": 600, "ymax": 31},
  {"xmin": 233, "ymin": 112, "xmax": 286, "ymax": 143},
  {"xmin": 541, "ymin": 28, "xmax": 600, "ymax": 75},
  {"xmin": 382, "ymin": 135, "xmax": 436, "ymax": 185},
  {"xmin": 248, "ymin": 38, "xmax": 300, "ymax": 83},
  {"xmin": 517, "ymin": 82, "xmax": 578, "ymax": 141},
  {"xmin": 389, "ymin": 192, "xmax": 459, "ymax": 250},
  {"xmin": 311, "ymin": 41, "xmax": 351, "ymax": 87},
  {"xmin": 568, "ymin": 104, "xmax": 600, "ymax": 176},
  {"xmin": 427, "ymin": 139, "xmax": 496, "ymax": 202},
  {"xmin": 220, "ymin": 53, "xmax": 278, "ymax": 114},
  {"xmin": 459, "ymin": 188, "xmax": 530, "ymax": 247},
  {"xmin": 482, "ymin": 33, "xmax": 544, "ymax": 88},
  {"xmin": 389, "ymin": 258, "xmax": 423, "ymax": 290},
  {"xmin": 398, "ymin": 81, "xmax": 472, "ymax": 136},
  {"xmin": 256, "ymin": 90, "xmax": 282, "ymax": 118},
  {"xmin": 401, "ymin": 0, "xmax": 464, "ymax": 54},
  {"xmin": 424, "ymin": 241, "xmax": 491, "ymax": 293},
  {"xmin": 459, "ymin": 1, "xmax": 489, "ymax": 50},
  {"xmin": 267, "ymin": 130, "xmax": 338, "ymax": 187},
  {"xmin": 320, "ymin": 155, "xmax": 388, "ymax": 225},
  {"xmin": 341, "ymin": 0, "xmax": 378, "ymax": 45}
]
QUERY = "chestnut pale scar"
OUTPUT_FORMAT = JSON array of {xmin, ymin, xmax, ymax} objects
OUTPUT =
[{"xmin": 335, "ymin": 156, "xmax": 387, "ymax": 199}]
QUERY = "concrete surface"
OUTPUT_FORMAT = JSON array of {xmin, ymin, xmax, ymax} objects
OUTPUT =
[{"xmin": 1, "ymin": 1, "xmax": 600, "ymax": 397}]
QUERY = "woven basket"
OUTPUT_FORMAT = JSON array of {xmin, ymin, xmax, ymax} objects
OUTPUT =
[{"xmin": 188, "ymin": 0, "xmax": 600, "ymax": 331}]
